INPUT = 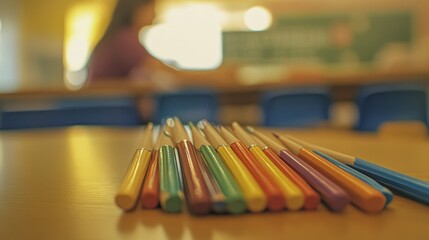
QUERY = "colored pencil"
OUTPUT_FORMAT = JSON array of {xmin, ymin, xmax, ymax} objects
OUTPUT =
[
  {"xmin": 246, "ymin": 126, "xmax": 321, "ymax": 210},
  {"xmin": 187, "ymin": 123, "xmax": 227, "ymax": 213},
  {"xmin": 276, "ymin": 134, "xmax": 387, "ymax": 213},
  {"xmin": 230, "ymin": 122, "xmax": 304, "ymax": 210},
  {"xmin": 115, "ymin": 123, "xmax": 154, "ymax": 211},
  {"xmin": 195, "ymin": 149, "xmax": 228, "ymax": 213},
  {"xmin": 158, "ymin": 128, "xmax": 183, "ymax": 212},
  {"xmin": 199, "ymin": 120, "xmax": 267, "ymax": 213},
  {"xmin": 168, "ymin": 117, "xmax": 211, "ymax": 215},
  {"xmin": 173, "ymin": 147, "xmax": 184, "ymax": 191},
  {"xmin": 140, "ymin": 146, "xmax": 160, "ymax": 209},
  {"xmin": 285, "ymin": 134, "xmax": 429, "ymax": 205},
  {"xmin": 314, "ymin": 150, "xmax": 393, "ymax": 207},
  {"xmin": 189, "ymin": 122, "xmax": 247, "ymax": 214},
  {"xmin": 219, "ymin": 125, "xmax": 286, "ymax": 211},
  {"xmin": 249, "ymin": 127, "xmax": 349, "ymax": 212}
]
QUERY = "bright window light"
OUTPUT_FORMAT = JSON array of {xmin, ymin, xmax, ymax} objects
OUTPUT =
[
  {"xmin": 0, "ymin": 15, "xmax": 20, "ymax": 92},
  {"xmin": 65, "ymin": 6, "xmax": 97, "ymax": 72},
  {"xmin": 64, "ymin": 2, "xmax": 111, "ymax": 88},
  {"xmin": 244, "ymin": 6, "xmax": 272, "ymax": 31},
  {"xmin": 141, "ymin": 4, "xmax": 223, "ymax": 70},
  {"xmin": 0, "ymin": 18, "xmax": 3, "ymax": 67},
  {"xmin": 65, "ymin": 69, "xmax": 88, "ymax": 90},
  {"xmin": 0, "ymin": 18, "xmax": 2, "ymax": 64}
]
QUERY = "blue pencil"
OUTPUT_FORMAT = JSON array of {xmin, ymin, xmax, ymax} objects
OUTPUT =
[
  {"xmin": 314, "ymin": 150, "xmax": 393, "ymax": 207},
  {"xmin": 285, "ymin": 135, "xmax": 429, "ymax": 205}
]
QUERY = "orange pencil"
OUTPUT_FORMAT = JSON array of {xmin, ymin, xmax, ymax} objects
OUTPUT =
[
  {"xmin": 219, "ymin": 125, "xmax": 286, "ymax": 211},
  {"xmin": 246, "ymin": 126, "xmax": 321, "ymax": 210},
  {"xmin": 248, "ymin": 128, "xmax": 348, "ymax": 212},
  {"xmin": 275, "ymin": 134, "xmax": 386, "ymax": 213},
  {"xmin": 140, "ymin": 126, "xmax": 166, "ymax": 209},
  {"xmin": 230, "ymin": 122, "xmax": 304, "ymax": 210},
  {"xmin": 140, "ymin": 148, "xmax": 160, "ymax": 209}
]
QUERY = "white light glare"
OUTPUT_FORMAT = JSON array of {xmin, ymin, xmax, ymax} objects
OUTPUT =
[
  {"xmin": 140, "ymin": 4, "xmax": 223, "ymax": 70},
  {"xmin": 244, "ymin": 6, "xmax": 272, "ymax": 31}
]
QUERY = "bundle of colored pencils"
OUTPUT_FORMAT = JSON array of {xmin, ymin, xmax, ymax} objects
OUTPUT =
[{"xmin": 115, "ymin": 117, "xmax": 429, "ymax": 215}]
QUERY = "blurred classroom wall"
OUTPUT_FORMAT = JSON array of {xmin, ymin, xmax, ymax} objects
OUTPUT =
[{"xmin": 0, "ymin": 0, "xmax": 428, "ymax": 91}]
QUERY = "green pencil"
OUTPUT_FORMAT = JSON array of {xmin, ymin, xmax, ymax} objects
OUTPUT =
[
  {"xmin": 189, "ymin": 122, "xmax": 247, "ymax": 214},
  {"xmin": 158, "ymin": 127, "xmax": 183, "ymax": 213}
]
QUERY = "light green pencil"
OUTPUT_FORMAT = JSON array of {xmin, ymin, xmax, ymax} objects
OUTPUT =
[{"xmin": 158, "ymin": 127, "xmax": 183, "ymax": 213}]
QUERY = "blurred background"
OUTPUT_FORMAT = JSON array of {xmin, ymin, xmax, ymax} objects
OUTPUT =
[{"xmin": 0, "ymin": 0, "xmax": 428, "ymax": 129}]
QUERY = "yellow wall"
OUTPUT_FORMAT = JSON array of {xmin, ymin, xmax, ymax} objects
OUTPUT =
[
  {"xmin": 19, "ymin": 0, "xmax": 116, "ymax": 88},
  {"xmin": 20, "ymin": 0, "xmax": 70, "ymax": 88}
]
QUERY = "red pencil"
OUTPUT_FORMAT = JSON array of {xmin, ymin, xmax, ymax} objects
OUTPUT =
[
  {"xmin": 246, "ymin": 126, "xmax": 320, "ymax": 210},
  {"xmin": 219, "ymin": 125, "xmax": 286, "ymax": 211},
  {"xmin": 168, "ymin": 117, "xmax": 211, "ymax": 215},
  {"xmin": 140, "ymin": 149, "xmax": 160, "ymax": 209}
]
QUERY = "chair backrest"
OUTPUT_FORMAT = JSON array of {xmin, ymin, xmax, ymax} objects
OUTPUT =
[
  {"xmin": 355, "ymin": 82, "xmax": 428, "ymax": 132},
  {"xmin": 154, "ymin": 88, "xmax": 219, "ymax": 124},
  {"xmin": 261, "ymin": 86, "xmax": 332, "ymax": 127},
  {"xmin": 0, "ymin": 97, "xmax": 142, "ymax": 130}
]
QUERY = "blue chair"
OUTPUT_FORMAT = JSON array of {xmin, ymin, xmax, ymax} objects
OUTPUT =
[
  {"xmin": 261, "ymin": 86, "xmax": 332, "ymax": 127},
  {"xmin": 0, "ymin": 97, "xmax": 142, "ymax": 130},
  {"xmin": 356, "ymin": 83, "xmax": 428, "ymax": 132},
  {"xmin": 154, "ymin": 88, "xmax": 219, "ymax": 124}
]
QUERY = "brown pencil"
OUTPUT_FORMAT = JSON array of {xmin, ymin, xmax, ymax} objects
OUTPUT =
[{"xmin": 168, "ymin": 117, "xmax": 211, "ymax": 215}]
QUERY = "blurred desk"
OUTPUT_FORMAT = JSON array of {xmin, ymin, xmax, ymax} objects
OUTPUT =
[
  {"xmin": 1, "ymin": 68, "xmax": 429, "ymax": 101},
  {"xmin": 0, "ymin": 126, "xmax": 428, "ymax": 240},
  {"xmin": 1, "ymin": 69, "xmax": 428, "ymax": 125}
]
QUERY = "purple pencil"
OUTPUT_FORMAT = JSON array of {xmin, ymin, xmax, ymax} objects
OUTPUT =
[{"xmin": 249, "ymin": 128, "xmax": 350, "ymax": 212}]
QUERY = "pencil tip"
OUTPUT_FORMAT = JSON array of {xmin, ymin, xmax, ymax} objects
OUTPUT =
[
  {"xmin": 246, "ymin": 126, "xmax": 254, "ymax": 133},
  {"xmin": 188, "ymin": 121, "xmax": 196, "ymax": 128},
  {"xmin": 197, "ymin": 119, "xmax": 208, "ymax": 129},
  {"xmin": 218, "ymin": 125, "xmax": 225, "ymax": 132},
  {"xmin": 166, "ymin": 117, "xmax": 175, "ymax": 128},
  {"xmin": 163, "ymin": 130, "xmax": 170, "ymax": 137}
]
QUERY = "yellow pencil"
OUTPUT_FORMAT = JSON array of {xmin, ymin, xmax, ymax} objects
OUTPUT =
[
  {"xmin": 115, "ymin": 123, "xmax": 154, "ymax": 211},
  {"xmin": 230, "ymin": 122, "xmax": 304, "ymax": 210},
  {"xmin": 199, "ymin": 120, "xmax": 267, "ymax": 213}
]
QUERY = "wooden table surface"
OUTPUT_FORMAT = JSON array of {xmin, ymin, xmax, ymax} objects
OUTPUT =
[{"xmin": 0, "ymin": 126, "xmax": 428, "ymax": 240}]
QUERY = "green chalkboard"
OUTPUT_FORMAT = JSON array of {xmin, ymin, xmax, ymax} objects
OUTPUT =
[{"xmin": 222, "ymin": 11, "xmax": 413, "ymax": 65}]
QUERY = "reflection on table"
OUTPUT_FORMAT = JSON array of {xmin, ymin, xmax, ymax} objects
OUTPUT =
[{"xmin": 0, "ymin": 126, "xmax": 428, "ymax": 239}]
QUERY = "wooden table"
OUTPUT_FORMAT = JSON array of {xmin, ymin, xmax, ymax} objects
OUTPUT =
[{"xmin": 0, "ymin": 127, "xmax": 428, "ymax": 240}]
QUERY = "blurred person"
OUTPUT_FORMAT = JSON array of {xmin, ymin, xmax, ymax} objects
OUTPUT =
[
  {"xmin": 86, "ymin": 0, "xmax": 157, "ymax": 84},
  {"xmin": 84, "ymin": 0, "xmax": 169, "ymax": 123}
]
